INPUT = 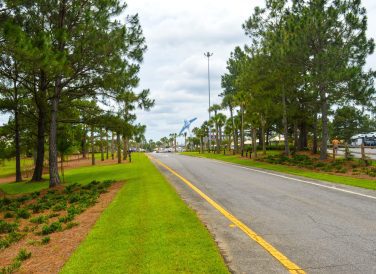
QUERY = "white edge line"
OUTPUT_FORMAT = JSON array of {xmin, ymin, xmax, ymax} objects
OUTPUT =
[{"xmin": 183, "ymin": 155, "xmax": 376, "ymax": 201}]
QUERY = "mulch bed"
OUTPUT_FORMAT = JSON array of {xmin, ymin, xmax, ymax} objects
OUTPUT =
[{"xmin": 0, "ymin": 182, "xmax": 123, "ymax": 273}]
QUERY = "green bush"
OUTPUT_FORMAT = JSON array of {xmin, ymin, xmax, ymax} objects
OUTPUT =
[
  {"xmin": 41, "ymin": 236, "xmax": 50, "ymax": 245},
  {"xmin": 48, "ymin": 213, "xmax": 60, "ymax": 219},
  {"xmin": 4, "ymin": 212, "xmax": 14, "ymax": 218},
  {"xmin": 41, "ymin": 222, "xmax": 62, "ymax": 235},
  {"xmin": 1, "ymin": 260, "xmax": 21, "ymax": 274},
  {"xmin": 65, "ymin": 222, "xmax": 79, "ymax": 230},
  {"xmin": 16, "ymin": 208, "xmax": 31, "ymax": 219},
  {"xmin": 59, "ymin": 215, "xmax": 75, "ymax": 223},
  {"xmin": 30, "ymin": 215, "xmax": 48, "ymax": 224},
  {"xmin": 0, "ymin": 232, "xmax": 24, "ymax": 249},
  {"xmin": 0, "ymin": 220, "xmax": 18, "ymax": 233},
  {"xmin": 16, "ymin": 249, "xmax": 31, "ymax": 261},
  {"xmin": 52, "ymin": 202, "xmax": 67, "ymax": 212},
  {"xmin": 29, "ymin": 203, "xmax": 43, "ymax": 213}
]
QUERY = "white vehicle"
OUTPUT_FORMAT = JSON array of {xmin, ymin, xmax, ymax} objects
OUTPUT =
[{"xmin": 350, "ymin": 132, "xmax": 376, "ymax": 146}]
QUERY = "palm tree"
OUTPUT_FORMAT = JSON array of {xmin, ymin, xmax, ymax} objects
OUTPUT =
[
  {"xmin": 209, "ymin": 104, "xmax": 222, "ymax": 153},
  {"xmin": 216, "ymin": 113, "xmax": 227, "ymax": 152},
  {"xmin": 192, "ymin": 127, "xmax": 205, "ymax": 153}
]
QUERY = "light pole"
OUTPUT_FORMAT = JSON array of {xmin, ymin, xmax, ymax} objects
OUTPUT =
[{"xmin": 204, "ymin": 52, "xmax": 213, "ymax": 152}]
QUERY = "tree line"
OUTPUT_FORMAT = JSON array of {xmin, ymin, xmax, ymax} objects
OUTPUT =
[
  {"xmin": 190, "ymin": 0, "xmax": 375, "ymax": 158},
  {"xmin": 0, "ymin": 0, "xmax": 154, "ymax": 187}
]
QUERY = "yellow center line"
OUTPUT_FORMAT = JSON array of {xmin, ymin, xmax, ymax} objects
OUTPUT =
[{"xmin": 149, "ymin": 155, "xmax": 306, "ymax": 274}]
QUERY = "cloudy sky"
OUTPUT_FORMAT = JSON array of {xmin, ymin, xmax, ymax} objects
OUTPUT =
[
  {"xmin": 1, "ymin": 0, "xmax": 375, "ymax": 142},
  {"xmin": 127, "ymin": 0, "xmax": 376, "ymax": 142}
]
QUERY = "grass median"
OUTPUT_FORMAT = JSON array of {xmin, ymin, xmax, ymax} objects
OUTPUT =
[
  {"xmin": 181, "ymin": 152, "xmax": 376, "ymax": 190},
  {"xmin": 60, "ymin": 153, "xmax": 228, "ymax": 273}
]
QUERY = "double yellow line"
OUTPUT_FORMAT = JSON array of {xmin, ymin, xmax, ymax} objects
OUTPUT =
[{"xmin": 150, "ymin": 155, "xmax": 306, "ymax": 274}]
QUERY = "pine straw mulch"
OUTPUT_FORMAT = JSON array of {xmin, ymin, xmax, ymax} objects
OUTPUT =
[{"xmin": 0, "ymin": 182, "xmax": 123, "ymax": 274}]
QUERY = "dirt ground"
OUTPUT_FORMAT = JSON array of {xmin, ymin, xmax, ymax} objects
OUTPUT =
[
  {"xmin": 0, "ymin": 182, "xmax": 123, "ymax": 273},
  {"xmin": 0, "ymin": 155, "xmax": 124, "ymax": 184}
]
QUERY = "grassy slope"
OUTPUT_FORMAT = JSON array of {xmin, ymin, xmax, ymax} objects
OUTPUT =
[
  {"xmin": 182, "ymin": 152, "xmax": 376, "ymax": 190},
  {"xmin": 60, "ymin": 153, "xmax": 228, "ymax": 274},
  {"xmin": 0, "ymin": 158, "xmax": 34, "ymax": 178},
  {"xmin": 0, "ymin": 153, "xmax": 113, "ymax": 179},
  {"xmin": 0, "ymin": 161, "xmax": 132, "ymax": 195}
]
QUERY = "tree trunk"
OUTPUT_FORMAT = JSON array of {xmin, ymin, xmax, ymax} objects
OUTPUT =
[
  {"xmin": 320, "ymin": 91, "xmax": 329, "ymax": 160},
  {"xmin": 282, "ymin": 89, "xmax": 290, "ymax": 156},
  {"xmin": 293, "ymin": 120, "xmax": 298, "ymax": 152},
  {"xmin": 91, "ymin": 125, "xmax": 95, "ymax": 166},
  {"xmin": 106, "ymin": 129, "xmax": 109, "ymax": 159},
  {"xmin": 14, "ymin": 95, "xmax": 22, "ymax": 182},
  {"xmin": 117, "ymin": 132, "xmax": 121, "ymax": 164},
  {"xmin": 261, "ymin": 125, "xmax": 266, "ymax": 155},
  {"xmin": 298, "ymin": 121, "xmax": 308, "ymax": 150},
  {"xmin": 230, "ymin": 106, "xmax": 237, "ymax": 154},
  {"xmin": 111, "ymin": 131, "xmax": 115, "ymax": 160},
  {"xmin": 32, "ymin": 109, "xmax": 45, "ymax": 182},
  {"xmin": 100, "ymin": 128, "xmax": 104, "ymax": 161},
  {"xmin": 32, "ymin": 70, "xmax": 47, "ymax": 182},
  {"xmin": 312, "ymin": 113, "xmax": 318, "ymax": 154},
  {"xmin": 252, "ymin": 127, "xmax": 257, "ymax": 158},
  {"xmin": 216, "ymin": 124, "xmax": 220, "ymax": 154},
  {"xmin": 240, "ymin": 105, "xmax": 244, "ymax": 156},
  {"xmin": 49, "ymin": 0, "xmax": 66, "ymax": 188},
  {"xmin": 49, "ymin": 93, "xmax": 61, "ymax": 187},
  {"xmin": 11, "ymin": 67, "xmax": 22, "ymax": 183},
  {"xmin": 234, "ymin": 129, "xmax": 238, "ymax": 155},
  {"xmin": 81, "ymin": 126, "xmax": 87, "ymax": 159},
  {"xmin": 123, "ymin": 137, "xmax": 128, "ymax": 160}
]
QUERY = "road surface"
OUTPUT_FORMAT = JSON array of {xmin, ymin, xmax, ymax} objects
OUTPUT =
[{"xmin": 150, "ymin": 153, "xmax": 376, "ymax": 274}]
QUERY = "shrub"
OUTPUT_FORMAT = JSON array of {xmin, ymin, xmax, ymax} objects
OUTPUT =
[
  {"xmin": 52, "ymin": 202, "xmax": 67, "ymax": 212},
  {"xmin": 41, "ymin": 222, "xmax": 62, "ymax": 235},
  {"xmin": 358, "ymin": 158, "xmax": 372, "ymax": 167},
  {"xmin": 16, "ymin": 208, "xmax": 31, "ymax": 219},
  {"xmin": 59, "ymin": 215, "xmax": 74, "ymax": 223},
  {"xmin": 29, "ymin": 203, "xmax": 43, "ymax": 213},
  {"xmin": 31, "ymin": 191, "xmax": 40, "ymax": 199},
  {"xmin": 30, "ymin": 215, "xmax": 48, "ymax": 224},
  {"xmin": 1, "ymin": 260, "xmax": 21, "ymax": 274},
  {"xmin": 4, "ymin": 212, "xmax": 14, "ymax": 219},
  {"xmin": 0, "ymin": 220, "xmax": 18, "ymax": 233},
  {"xmin": 64, "ymin": 183, "xmax": 80, "ymax": 194},
  {"xmin": 48, "ymin": 213, "xmax": 60, "ymax": 218},
  {"xmin": 65, "ymin": 222, "xmax": 79, "ymax": 230},
  {"xmin": 16, "ymin": 249, "xmax": 31, "ymax": 261},
  {"xmin": 41, "ymin": 236, "xmax": 50, "ymax": 245},
  {"xmin": 0, "ymin": 232, "xmax": 24, "ymax": 249}
]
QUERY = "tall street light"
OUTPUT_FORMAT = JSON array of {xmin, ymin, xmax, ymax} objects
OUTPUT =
[{"xmin": 204, "ymin": 52, "xmax": 213, "ymax": 152}]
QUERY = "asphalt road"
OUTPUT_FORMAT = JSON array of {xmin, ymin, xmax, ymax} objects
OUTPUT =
[{"xmin": 150, "ymin": 153, "xmax": 376, "ymax": 274}]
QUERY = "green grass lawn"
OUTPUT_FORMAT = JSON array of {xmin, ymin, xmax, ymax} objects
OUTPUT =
[
  {"xmin": 0, "ymin": 158, "xmax": 34, "ymax": 178},
  {"xmin": 60, "ymin": 153, "xmax": 229, "ymax": 274},
  {"xmin": 0, "ymin": 153, "xmax": 116, "ymax": 179},
  {"xmin": 182, "ymin": 152, "xmax": 376, "ymax": 190},
  {"xmin": 0, "ymin": 161, "xmax": 133, "ymax": 195}
]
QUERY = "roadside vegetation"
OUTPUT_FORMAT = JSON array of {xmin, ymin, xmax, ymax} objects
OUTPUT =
[
  {"xmin": 156, "ymin": 0, "xmax": 376, "ymax": 166},
  {"xmin": 61, "ymin": 153, "xmax": 228, "ymax": 273},
  {"xmin": 1, "ymin": 180, "xmax": 116, "ymax": 272},
  {"xmin": 182, "ymin": 152, "xmax": 376, "ymax": 190},
  {"xmin": 0, "ymin": 1, "xmax": 154, "ymax": 188},
  {"xmin": 1, "ymin": 154, "xmax": 229, "ymax": 273}
]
